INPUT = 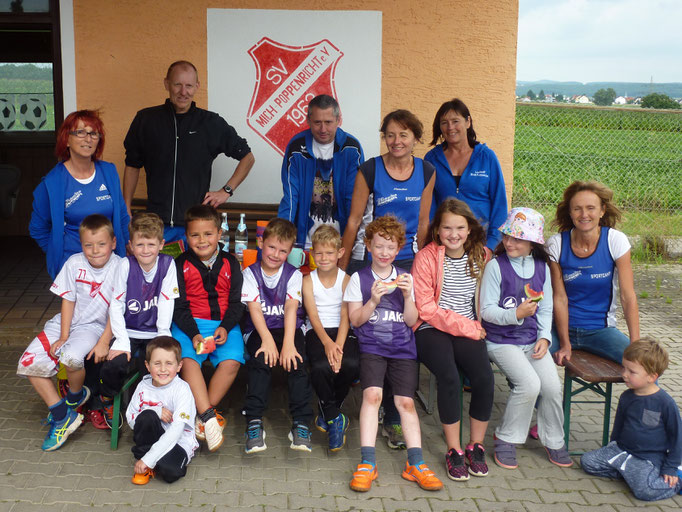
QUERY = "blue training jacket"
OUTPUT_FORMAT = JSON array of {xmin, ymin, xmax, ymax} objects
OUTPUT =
[
  {"xmin": 424, "ymin": 142, "xmax": 508, "ymax": 250},
  {"xmin": 278, "ymin": 127, "xmax": 364, "ymax": 246},
  {"xmin": 29, "ymin": 160, "xmax": 130, "ymax": 278}
]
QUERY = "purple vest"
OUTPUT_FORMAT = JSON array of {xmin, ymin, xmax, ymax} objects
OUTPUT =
[
  {"xmin": 243, "ymin": 262, "xmax": 304, "ymax": 335},
  {"xmin": 482, "ymin": 254, "xmax": 545, "ymax": 346},
  {"xmin": 124, "ymin": 254, "xmax": 172, "ymax": 333},
  {"xmin": 354, "ymin": 266, "xmax": 416, "ymax": 359}
]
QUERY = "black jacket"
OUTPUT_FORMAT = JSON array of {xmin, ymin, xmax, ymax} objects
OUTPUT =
[{"xmin": 124, "ymin": 100, "xmax": 251, "ymax": 226}]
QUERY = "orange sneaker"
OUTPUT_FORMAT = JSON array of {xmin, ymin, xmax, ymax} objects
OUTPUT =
[
  {"xmin": 401, "ymin": 462, "xmax": 443, "ymax": 491},
  {"xmin": 349, "ymin": 463, "xmax": 377, "ymax": 492},
  {"xmin": 131, "ymin": 468, "xmax": 155, "ymax": 485}
]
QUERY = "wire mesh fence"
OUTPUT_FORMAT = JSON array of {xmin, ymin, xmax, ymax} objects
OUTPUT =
[{"xmin": 512, "ymin": 103, "xmax": 682, "ymax": 249}]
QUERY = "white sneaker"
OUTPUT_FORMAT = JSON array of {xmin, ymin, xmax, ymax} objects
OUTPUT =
[
  {"xmin": 196, "ymin": 412, "xmax": 225, "ymax": 443},
  {"xmin": 205, "ymin": 416, "xmax": 225, "ymax": 452}
]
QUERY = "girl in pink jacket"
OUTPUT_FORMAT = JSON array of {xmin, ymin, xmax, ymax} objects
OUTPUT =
[{"xmin": 413, "ymin": 199, "xmax": 494, "ymax": 482}]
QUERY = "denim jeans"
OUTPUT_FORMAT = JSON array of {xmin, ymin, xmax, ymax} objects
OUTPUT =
[{"xmin": 550, "ymin": 325, "xmax": 630, "ymax": 364}]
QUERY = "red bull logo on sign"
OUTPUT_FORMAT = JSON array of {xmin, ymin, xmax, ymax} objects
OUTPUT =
[{"xmin": 247, "ymin": 37, "xmax": 344, "ymax": 155}]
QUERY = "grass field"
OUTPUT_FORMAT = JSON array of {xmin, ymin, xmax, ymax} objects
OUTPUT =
[{"xmin": 513, "ymin": 103, "xmax": 682, "ymax": 241}]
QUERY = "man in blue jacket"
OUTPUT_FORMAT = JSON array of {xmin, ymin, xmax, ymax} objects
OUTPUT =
[{"xmin": 278, "ymin": 95, "xmax": 364, "ymax": 248}]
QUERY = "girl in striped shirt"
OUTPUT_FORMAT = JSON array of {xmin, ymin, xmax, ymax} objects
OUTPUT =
[{"xmin": 412, "ymin": 199, "xmax": 494, "ymax": 481}]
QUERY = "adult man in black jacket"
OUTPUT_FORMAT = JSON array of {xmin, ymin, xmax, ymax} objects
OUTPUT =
[{"xmin": 123, "ymin": 60, "xmax": 255, "ymax": 242}]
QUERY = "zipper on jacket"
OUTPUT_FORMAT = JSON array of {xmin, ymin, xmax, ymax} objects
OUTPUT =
[{"xmin": 170, "ymin": 114, "xmax": 178, "ymax": 227}]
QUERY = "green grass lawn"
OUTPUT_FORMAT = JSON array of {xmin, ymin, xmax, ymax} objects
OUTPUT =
[{"xmin": 513, "ymin": 104, "xmax": 682, "ymax": 229}]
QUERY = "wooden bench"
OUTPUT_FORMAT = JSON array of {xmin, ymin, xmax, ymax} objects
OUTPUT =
[{"xmin": 562, "ymin": 350, "xmax": 624, "ymax": 453}]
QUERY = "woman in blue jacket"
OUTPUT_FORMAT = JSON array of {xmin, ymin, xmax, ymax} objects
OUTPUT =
[
  {"xmin": 30, "ymin": 110, "xmax": 129, "ymax": 278},
  {"xmin": 425, "ymin": 99, "xmax": 508, "ymax": 250}
]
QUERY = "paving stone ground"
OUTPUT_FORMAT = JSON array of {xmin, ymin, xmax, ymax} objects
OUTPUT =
[{"xmin": 1, "ymin": 240, "xmax": 680, "ymax": 511}]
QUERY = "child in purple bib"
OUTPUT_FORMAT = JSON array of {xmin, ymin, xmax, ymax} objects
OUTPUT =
[
  {"xmin": 480, "ymin": 207, "xmax": 571, "ymax": 470},
  {"xmin": 240, "ymin": 218, "xmax": 313, "ymax": 454},
  {"xmin": 344, "ymin": 215, "xmax": 443, "ymax": 492}
]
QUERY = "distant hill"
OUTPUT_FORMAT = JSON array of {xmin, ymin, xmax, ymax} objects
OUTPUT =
[{"xmin": 516, "ymin": 80, "xmax": 682, "ymax": 99}]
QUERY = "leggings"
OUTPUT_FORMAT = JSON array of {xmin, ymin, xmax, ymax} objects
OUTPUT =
[{"xmin": 415, "ymin": 327, "xmax": 494, "ymax": 424}]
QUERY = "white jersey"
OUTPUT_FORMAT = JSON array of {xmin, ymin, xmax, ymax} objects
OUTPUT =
[
  {"xmin": 109, "ymin": 256, "xmax": 179, "ymax": 352},
  {"xmin": 307, "ymin": 268, "xmax": 346, "ymax": 329},
  {"xmin": 51, "ymin": 252, "xmax": 121, "ymax": 328},
  {"xmin": 126, "ymin": 374, "xmax": 198, "ymax": 467}
]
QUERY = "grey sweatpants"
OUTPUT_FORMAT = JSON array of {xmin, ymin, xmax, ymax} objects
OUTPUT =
[
  {"xmin": 488, "ymin": 343, "xmax": 565, "ymax": 449},
  {"xmin": 581, "ymin": 441, "xmax": 681, "ymax": 501}
]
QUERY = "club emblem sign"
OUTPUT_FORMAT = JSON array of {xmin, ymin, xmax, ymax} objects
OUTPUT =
[{"xmin": 247, "ymin": 37, "xmax": 344, "ymax": 155}]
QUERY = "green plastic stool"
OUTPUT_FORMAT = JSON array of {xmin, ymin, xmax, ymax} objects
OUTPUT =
[
  {"xmin": 110, "ymin": 371, "xmax": 140, "ymax": 450},
  {"xmin": 562, "ymin": 350, "xmax": 623, "ymax": 455}
]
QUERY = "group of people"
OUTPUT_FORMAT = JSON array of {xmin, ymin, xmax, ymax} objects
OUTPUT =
[{"xmin": 19, "ymin": 59, "xmax": 681, "ymax": 501}]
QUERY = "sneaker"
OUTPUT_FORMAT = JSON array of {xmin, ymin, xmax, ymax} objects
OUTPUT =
[
  {"xmin": 101, "ymin": 400, "xmax": 124, "ymax": 431},
  {"xmin": 244, "ymin": 420, "xmax": 267, "ymax": 453},
  {"xmin": 41, "ymin": 408, "xmax": 83, "ymax": 451},
  {"xmin": 381, "ymin": 424, "xmax": 406, "ymax": 450},
  {"xmin": 288, "ymin": 422, "xmax": 312, "ymax": 452},
  {"xmin": 327, "ymin": 413, "xmax": 350, "ymax": 452},
  {"xmin": 349, "ymin": 463, "xmax": 377, "ymax": 492},
  {"xmin": 57, "ymin": 378, "xmax": 70, "ymax": 399},
  {"xmin": 196, "ymin": 412, "xmax": 226, "ymax": 442},
  {"xmin": 493, "ymin": 435, "xmax": 518, "ymax": 469},
  {"xmin": 445, "ymin": 449, "xmax": 469, "ymax": 481},
  {"xmin": 84, "ymin": 408, "xmax": 109, "ymax": 430},
  {"xmin": 315, "ymin": 415, "xmax": 328, "ymax": 433},
  {"xmin": 545, "ymin": 445, "xmax": 573, "ymax": 467},
  {"xmin": 131, "ymin": 468, "xmax": 154, "ymax": 485},
  {"xmin": 101, "ymin": 397, "xmax": 114, "ymax": 429},
  {"xmin": 401, "ymin": 461, "xmax": 443, "ymax": 491},
  {"xmin": 528, "ymin": 424, "xmax": 539, "ymax": 440},
  {"xmin": 465, "ymin": 443, "xmax": 489, "ymax": 477},
  {"xmin": 65, "ymin": 386, "xmax": 91, "ymax": 411},
  {"xmin": 204, "ymin": 416, "xmax": 225, "ymax": 452}
]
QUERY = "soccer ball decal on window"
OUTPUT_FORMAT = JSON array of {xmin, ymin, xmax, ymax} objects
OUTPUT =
[
  {"xmin": 0, "ymin": 98, "xmax": 16, "ymax": 131},
  {"xmin": 19, "ymin": 97, "xmax": 47, "ymax": 130}
]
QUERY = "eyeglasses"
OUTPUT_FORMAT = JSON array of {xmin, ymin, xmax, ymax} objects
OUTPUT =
[{"xmin": 69, "ymin": 129, "xmax": 101, "ymax": 140}]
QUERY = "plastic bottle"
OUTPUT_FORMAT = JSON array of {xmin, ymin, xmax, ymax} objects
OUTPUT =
[
  {"xmin": 234, "ymin": 213, "xmax": 248, "ymax": 263},
  {"xmin": 219, "ymin": 213, "xmax": 230, "ymax": 252}
]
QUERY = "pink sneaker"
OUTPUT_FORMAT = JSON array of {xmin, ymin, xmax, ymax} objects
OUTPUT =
[{"xmin": 529, "ymin": 424, "xmax": 539, "ymax": 440}]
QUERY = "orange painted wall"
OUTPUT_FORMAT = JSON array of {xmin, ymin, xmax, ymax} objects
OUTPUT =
[{"xmin": 73, "ymin": 0, "xmax": 518, "ymax": 202}]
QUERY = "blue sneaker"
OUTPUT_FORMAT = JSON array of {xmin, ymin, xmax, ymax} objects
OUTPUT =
[
  {"xmin": 315, "ymin": 415, "xmax": 328, "ymax": 433},
  {"xmin": 65, "ymin": 386, "xmax": 91, "ymax": 411},
  {"xmin": 327, "ymin": 413, "xmax": 350, "ymax": 452},
  {"xmin": 42, "ymin": 408, "xmax": 83, "ymax": 451}
]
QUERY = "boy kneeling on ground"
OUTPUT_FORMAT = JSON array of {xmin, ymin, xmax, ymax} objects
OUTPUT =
[{"xmin": 127, "ymin": 336, "xmax": 198, "ymax": 484}]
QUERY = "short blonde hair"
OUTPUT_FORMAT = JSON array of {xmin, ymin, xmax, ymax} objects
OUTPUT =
[
  {"xmin": 623, "ymin": 339, "xmax": 669, "ymax": 377},
  {"xmin": 364, "ymin": 215, "xmax": 406, "ymax": 248},
  {"xmin": 130, "ymin": 212, "xmax": 164, "ymax": 242},
  {"xmin": 311, "ymin": 225, "xmax": 342, "ymax": 250},
  {"xmin": 263, "ymin": 217, "xmax": 297, "ymax": 245}
]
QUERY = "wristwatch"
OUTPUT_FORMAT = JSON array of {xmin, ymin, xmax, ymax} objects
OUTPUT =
[{"xmin": 222, "ymin": 184, "xmax": 234, "ymax": 197}]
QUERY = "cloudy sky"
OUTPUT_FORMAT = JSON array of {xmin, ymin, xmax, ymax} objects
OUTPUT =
[{"xmin": 517, "ymin": 0, "xmax": 682, "ymax": 83}]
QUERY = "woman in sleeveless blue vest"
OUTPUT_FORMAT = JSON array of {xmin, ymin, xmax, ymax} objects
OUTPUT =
[
  {"xmin": 424, "ymin": 98, "xmax": 508, "ymax": 250},
  {"xmin": 341, "ymin": 109, "xmax": 435, "ymax": 273},
  {"xmin": 547, "ymin": 181, "xmax": 640, "ymax": 365}
]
